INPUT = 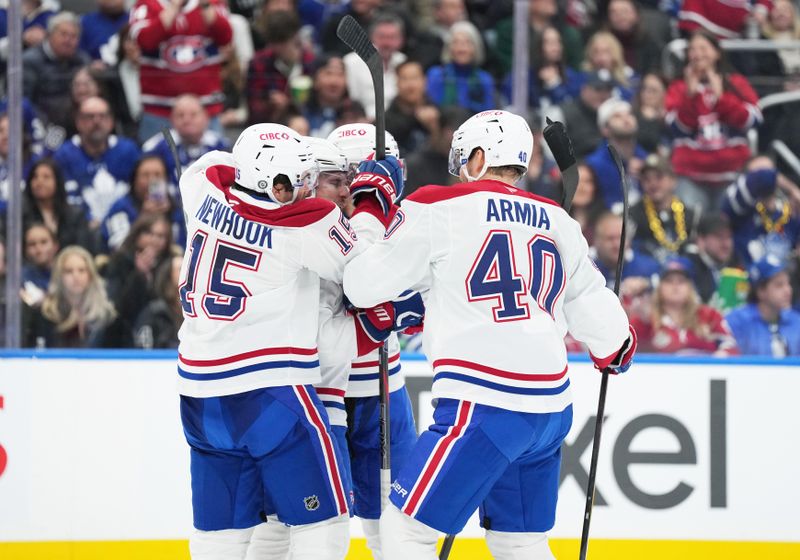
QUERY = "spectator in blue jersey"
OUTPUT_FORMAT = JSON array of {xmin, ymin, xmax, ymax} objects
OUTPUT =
[
  {"xmin": 426, "ymin": 21, "xmax": 494, "ymax": 113},
  {"xmin": 0, "ymin": 97, "xmax": 46, "ymax": 155},
  {"xmin": 303, "ymin": 55, "xmax": 352, "ymax": 139},
  {"xmin": 585, "ymin": 98, "xmax": 646, "ymax": 212},
  {"xmin": 591, "ymin": 210, "xmax": 660, "ymax": 290},
  {"xmin": 104, "ymin": 213, "xmax": 174, "ymax": 347},
  {"xmin": 0, "ymin": 0, "xmax": 57, "ymax": 57},
  {"xmin": 726, "ymin": 256, "xmax": 800, "ymax": 356},
  {"xmin": 20, "ymin": 222, "xmax": 59, "ymax": 309},
  {"xmin": 53, "ymin": 96, "xmax": 140, "ymax": 224},
  {"xmin": 501, "ymin": 26, "xmax": 583, "ymax": 111},
  {"xmin": 630, "ymin": 154, "xmax": 697, "ymax": 264},
  {"xmin": 23, "ymin": 159, "xmax": 95, "ymax": 252},
  {"xmin": 22, "ymin": 12, "xmax": 91, "ymax": 131},
  {"xmin": 143, "ymin": 95, "xmax": 228, "ymax": 187},
  {"xmin": 79, "ymin": 0, "xmax": 128, "ymax": 64},
  {"xmin": 23, "ymin": 245, "xmax": 120, "ymax": 348},
  {"xmin": 721, "ymin": 156, "xmax": 800, "ymax": 267},
  {"xmin": 101, "ymin": 154, "xmax": 186, "ymax": 251}
]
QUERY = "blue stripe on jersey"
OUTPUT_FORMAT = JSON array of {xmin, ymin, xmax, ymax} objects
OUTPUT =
[
  {"xmin": 178, "ymin": 359, "xmax": 320, "ymax": 381},
  {"xmin": 322, "ymin": 401, "xmax": 347, "ymax": 410},
  {"xmin": 433, "ymin": 372, "xmax": 570, "ymax": 396},
  {"xmin": 348, "ymin": 364, "xmax": 402, "ymax": 381}
]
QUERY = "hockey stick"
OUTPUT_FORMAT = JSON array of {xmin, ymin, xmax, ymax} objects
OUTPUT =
[
  {"xmin": 161, "ymin": 127, "xmax": 182, "ymax": 181},
  {"xmin": 336, "ymin": 14, "xmax": 392, "ymax": 515},
  {"xmin": 578, "ymin": 145, "xmax": 630, "ymax": 560},
  {"xmin": 543, "ymin": 117, "xmax": 579, "ymax": 212}
]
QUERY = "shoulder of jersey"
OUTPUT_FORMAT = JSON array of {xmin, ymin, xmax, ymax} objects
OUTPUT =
[
  {"xmin": 405, "ymin": 181, "xmax": 561, "ymax": 208},
  {"xmin": 194, "ymin": 152, "xmax": 338, "ymax": 228}
]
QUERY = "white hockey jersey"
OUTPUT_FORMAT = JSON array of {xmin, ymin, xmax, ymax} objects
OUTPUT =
[
  {"xmin": 176, "ymin": 151, "xmax": 360, "ymax": 398},
  {"xmin": 343, "ymin": 180, "xmax": 630, "ymax": 414}
]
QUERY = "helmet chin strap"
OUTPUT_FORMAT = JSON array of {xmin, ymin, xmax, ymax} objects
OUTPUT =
[{"xmin": 463, "ymin": 159, "xmax": 489, "ymax": 182}]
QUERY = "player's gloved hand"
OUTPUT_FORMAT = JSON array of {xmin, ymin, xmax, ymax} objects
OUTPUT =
[
  {"xmin": 351, "ymin": 291, "xmax": 425, "ymax": 354},
  {"xmin": 591, "ymin": 325, "xmax": 637, "ymax": 374},
  {"xmin": 350, "ymin": 156, "xmax": 404, "ymax": 216}
]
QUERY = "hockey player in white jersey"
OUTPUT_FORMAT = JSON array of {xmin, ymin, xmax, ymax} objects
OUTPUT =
[
  {"xmin": 341, "ymin": 110, "xmax": 637, "ymax": 560},
  {"xmin": 326, "ymin": 124, "xmax": 421, "ymax": 558},
  {"xmin": 176, "ymin": 123, "xmax": 414, "ymax": 560}
]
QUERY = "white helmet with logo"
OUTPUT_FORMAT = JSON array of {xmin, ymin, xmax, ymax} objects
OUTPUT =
[
  {"xmin": 448, "ymin": 110, "xmax": 533, "ymax": 181},
  {"xmin": 305, "ymin": 136, "xmax": 348, "ymax": 173},
  {"xmin": 232, "ymin": 124, "xmax": 319, "ymax": 204},
  {"xmin": 326, "ymin": 123, "xmax": 401, "ymax": 168}
]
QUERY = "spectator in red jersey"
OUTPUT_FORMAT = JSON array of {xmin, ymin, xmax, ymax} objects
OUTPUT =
[
  {"xmin": 665, "ymin": 30, "xmax": 762, "ymax": 210},
  {"xmin": 678, "ymin": 0, "xmax": 771, "ymax": 39},
  {"xmin": 628, "ymin": 257, "xmax": 739, "ymax": 356},
  {"xmin": 246, "ymin": 10, "xmax": 313, "ymax": 125},
  {"xmin": 129, "ymin": 0, "xmax": 233, "ymax": 143}
]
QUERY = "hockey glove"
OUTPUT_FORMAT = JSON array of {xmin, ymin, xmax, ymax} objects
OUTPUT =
[
  {"xmin": 591, "ymin": 325, "xmax": 637, "ymax": 375},
  {"xmin": 350, "ymin": 156, "xmax": 404, "ymax": 216},
  {"xmin": 351, "ymin": 291, "xmax": 425, "ymax": 354}
]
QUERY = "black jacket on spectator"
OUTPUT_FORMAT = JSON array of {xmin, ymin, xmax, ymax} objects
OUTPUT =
[
  {"xmin": 403, "ymin": 143, "xmax": 451, "ymax": 198},
  {"xmin": 630, "ymin": 200, "xmax": 697, "ymax": 263},
  {"xmin": 103, "ymin": 252, "xmax": 163, "ymax": 347},
  {"xmin": 560, "ymin": 98, "xmax": 602, "ymax": 159},
  {"xmin": 22, "ymin": 304, "xmax": 125, "ymax": 348},
  {"xmin": 23, "ymin": 200, "xmax": 96, "ymax": 254},
  {"xmin": 385, "ymin": 99, "xmax": 432, "ymax": 155},
  {"xmin": 133, "ymin": 299, "xmax": 180, "ymax": 349},
  {"xmin": 22, "ymin": 42, "xmax": 90, "ymax": 130}
]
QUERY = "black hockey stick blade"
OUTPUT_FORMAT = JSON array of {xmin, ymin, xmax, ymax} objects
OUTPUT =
[
  {"xmin": 578, "ymin": 144, "xmax": 629, "ymax": 560},
  {"xmin": 336, "ymin": 15, "xmax": 385, "ymax": 158},
  {"xmin": 161, "ymin": 126, "xmax": 182, "ymax": 182},
  {"xmin": 542, "ymin": 117, "xmax": 579, "ymax": 212}
]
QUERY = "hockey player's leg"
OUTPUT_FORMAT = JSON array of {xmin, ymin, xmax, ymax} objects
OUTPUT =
[
  {"xmin": 380, "ymin": 504, "xmax": 438, "ymax": 560},
  {"xmin": 244, "ymin": 517, "xmax": 289, "ymax": 560},
  {"xmin": 289, "ymin": 513, "xmax": 350, "ymax": 560},
  {"xmin": 190, "ymin": 527, "xmax": 255, "ymax": 560},
  {"xmin": 485, "ymin": 530, "xmax": 556, "ymax": 560},
  {"xmin": 361, "ymin": 518, "xmax": 382, "ymax": 560}
]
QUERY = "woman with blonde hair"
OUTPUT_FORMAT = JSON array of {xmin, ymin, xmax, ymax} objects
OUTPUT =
[
  {"xmin": 24, "ymin": 245, "xmax": 119, "ymax": 348},
  {"xmin": 582, "ymin": 30, "xmax": 637, "ymax": 100},
  {"xmin": 628, "ymin": 257, "xmax": 739, "ymax": 356}
]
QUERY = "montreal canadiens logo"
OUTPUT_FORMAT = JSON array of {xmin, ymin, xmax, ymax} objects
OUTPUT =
[{"xmin": 161, "ymin": 36, "xmax": 209, "ymax": 73}]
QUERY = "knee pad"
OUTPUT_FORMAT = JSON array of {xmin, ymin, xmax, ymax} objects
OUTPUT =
[
  {"xmin": 244, "ymin": 517, "xmax": 290, "ymax": 560},
  {"xmin": 190, "ymin": 527, "xmax": 254, "ymax": 560},
  {"xmin": 290, "ymin": 514, "xmax": 350, "ymax": 560},
  {"xmin": 380, "ymin": 505, "xmax": 438, "ymax": 560},
  {"xmin": 485, "ymin": 530, "xmax": 555, "ymax": 560},
  {"xmin": 362, "ymin": 518, "xmax": 383, "ymax": 560}
]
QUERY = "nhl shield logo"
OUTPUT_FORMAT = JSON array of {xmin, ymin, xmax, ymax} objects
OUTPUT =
[{"xmin": 304, "ymin": 495, "xmax": 320, "ymax": 511}]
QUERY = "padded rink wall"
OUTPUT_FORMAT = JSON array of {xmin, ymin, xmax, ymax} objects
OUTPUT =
[{"xmin": 0, "ymin": 350, "xmax": 799, "ymax": 559}]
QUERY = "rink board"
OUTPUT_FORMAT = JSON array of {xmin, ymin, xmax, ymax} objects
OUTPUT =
[{"xmin": 1, "ymin": 351, "xmax": 799, "ymax": 559}]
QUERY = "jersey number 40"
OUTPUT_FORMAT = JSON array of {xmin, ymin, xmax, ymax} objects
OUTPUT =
[
  {"xmin": 466, "ymin": 230, "xmax": 565, "ymax": 322},
  {"xmin": 179, "ymin": 230, "xmax": 262, "ymax": 321}
]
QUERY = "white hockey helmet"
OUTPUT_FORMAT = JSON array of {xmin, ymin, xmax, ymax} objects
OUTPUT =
[
  {"xmin": 305, "ymin": 136, "xmax": 348, "ymax": 173},
  {"xmin": 232, "ymin": 123, "xmax": 319, "ymax": 204},
  {"xmin": 326, "ymin": 123, "xmax": 400, "ymax": 167},
  {"xmin": 448, "ymin": 110, "xmax": 533, "ymax": 181}
]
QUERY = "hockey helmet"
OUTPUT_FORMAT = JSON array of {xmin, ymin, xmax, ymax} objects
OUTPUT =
[
  {"xmin": 448, "ymin": 110, "xmax": 533, "ymax": 181},
  {"xmin": 232, "ymin": 124, "xmax": 319, "ymax": 204},
  {"xmin": 305, "ymin": 136, "xmax": 348, "ymax": 173},
  {"xmin": 326, "ymin": 123, "xmax": 401, "ymax": 167}
]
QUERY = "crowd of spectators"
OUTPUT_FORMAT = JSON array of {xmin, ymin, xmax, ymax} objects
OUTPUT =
[{"xmin": 1, "ymin": 0, "xmax": 800, "ymax": 357}]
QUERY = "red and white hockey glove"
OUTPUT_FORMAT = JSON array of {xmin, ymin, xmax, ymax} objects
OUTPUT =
[
  {"xmin": 351, "ymin": 291, "xmax": 425, "ymax": 355},
  {"xmin": 590, "ymin": 325, "xmax": 637, "ymax": 375},
  {"xmin": 350, "ymin": 156, "xmax": 404, "ymax": 216}
]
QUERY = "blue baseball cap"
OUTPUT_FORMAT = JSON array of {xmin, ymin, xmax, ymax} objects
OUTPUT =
[
  {"xmin": 660, "ymin": 256, "xmax": 695, "ymax": 281},
  {"xmin": 749, "ymin": 255, "xmax": 786, "ymax": 285}
]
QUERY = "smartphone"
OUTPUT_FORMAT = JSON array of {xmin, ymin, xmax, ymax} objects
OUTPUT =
[{"xmin": 148, "ymin": 180, "xmax": 168, "ymax": 203}]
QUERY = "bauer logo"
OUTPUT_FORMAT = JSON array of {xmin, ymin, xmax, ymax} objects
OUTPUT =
[
  {"xmin": 391, "ymin": 481, "xmax": 408, "ymax": 498},
  {"xmin": 259, "ymin": 132, "xmax": 291, "ymax": 141},
  {"xmin": 303, "ymin": 495, "xmax": 320, "ymax": 511}
]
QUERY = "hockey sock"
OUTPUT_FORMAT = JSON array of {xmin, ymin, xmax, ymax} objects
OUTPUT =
[
  {"xmin": 244, "ymin": 516, "xmax": 290, "ymax": 560},
  {"xmin": 289, "ymin": 513, "xmax": 350, "ymax": 560},
  {"xmin": 485, "ymin": 530, "xmax": 556, "ymax": 560},
  {"xmin": 362, "ymin": 518, "xmax": 383, "ymax": 560},
  {"xmin": 189, "ymin": 527, "xmax": 255, "ymax": 560},
  {"xmin": 380, "ymin": 504, "xmax": 438, "ymax": 560}
]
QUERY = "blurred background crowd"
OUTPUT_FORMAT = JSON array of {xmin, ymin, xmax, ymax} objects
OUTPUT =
[{"xmin": 0, "ymin": 0, "xmax": 799, "ymax": 356}]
